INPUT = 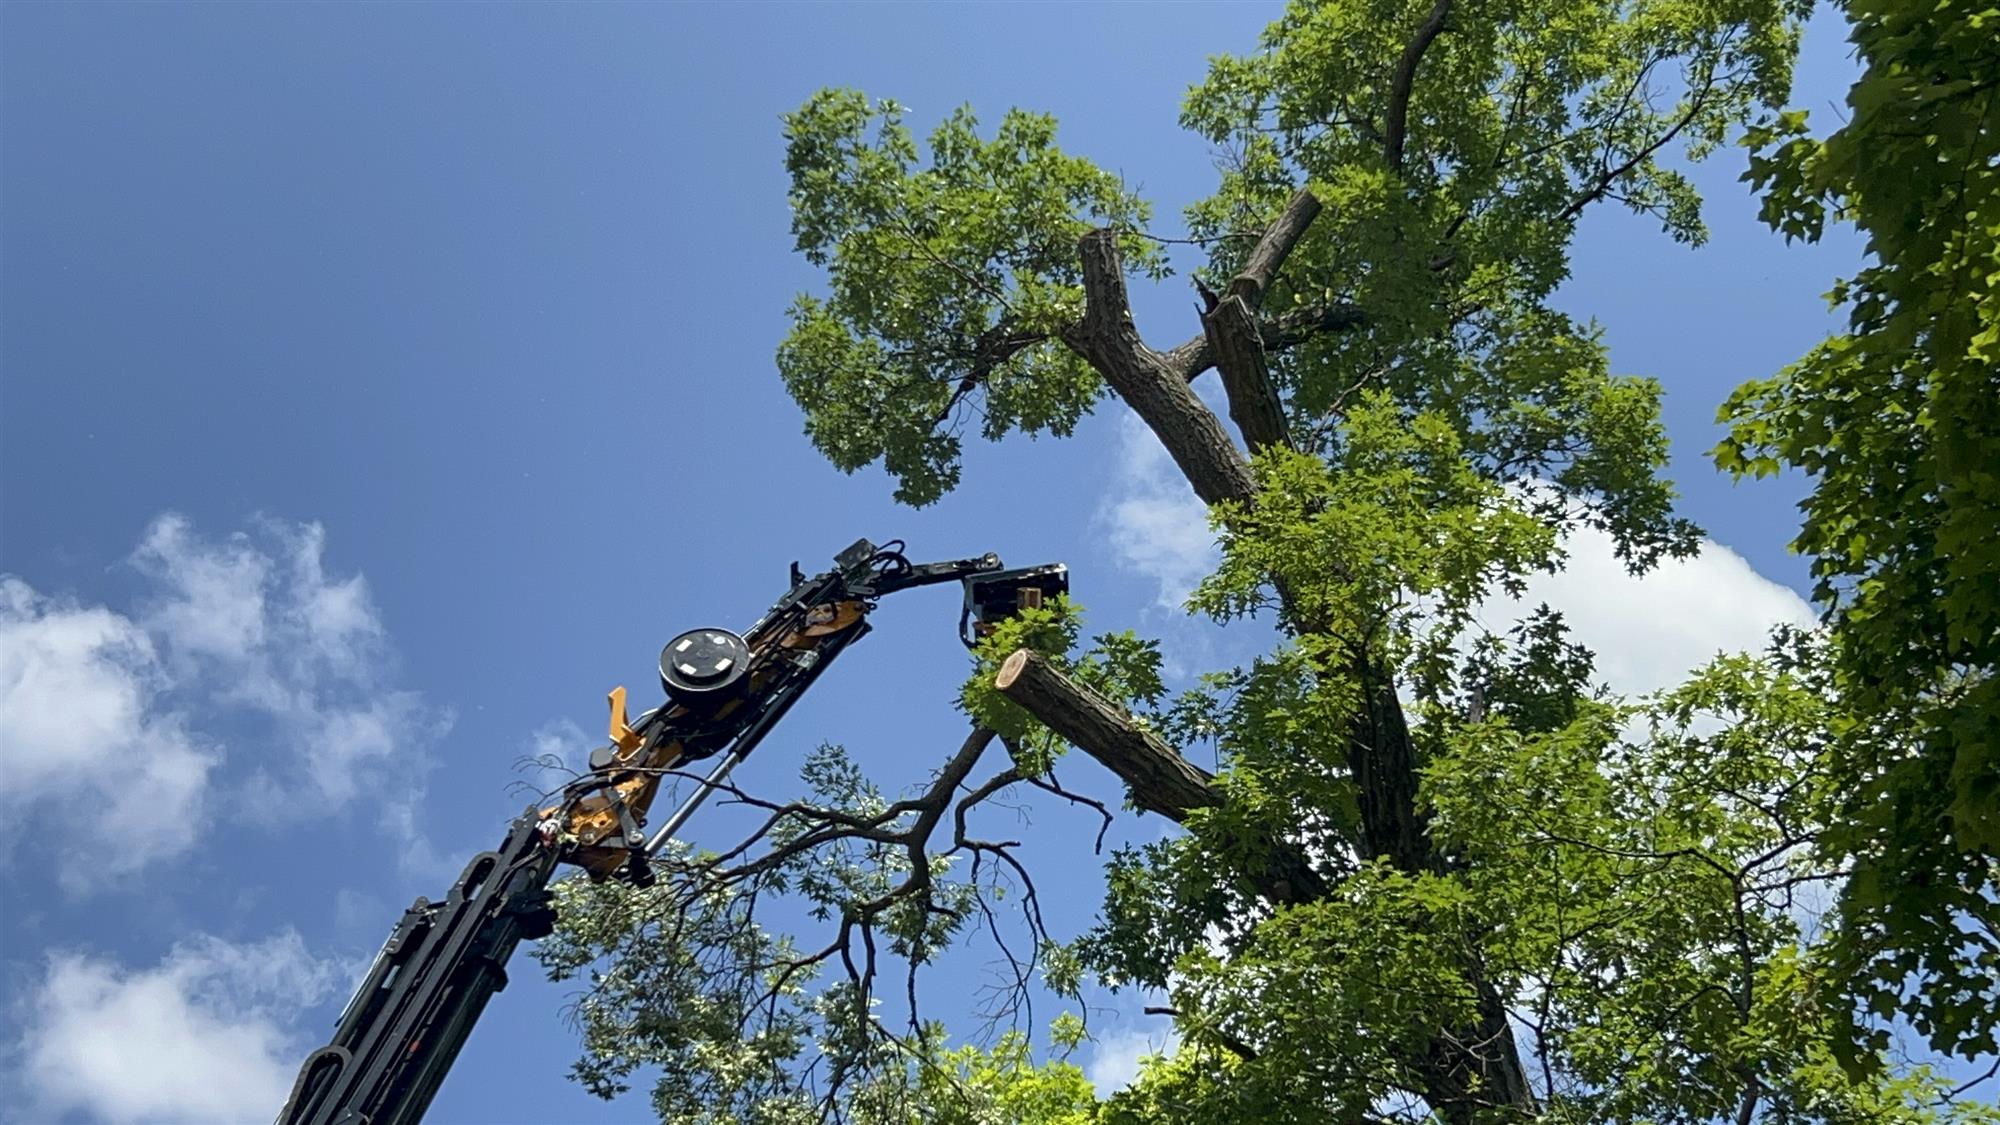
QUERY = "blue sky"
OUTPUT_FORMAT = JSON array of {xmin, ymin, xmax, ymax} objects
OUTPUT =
[{"xmin": 0, "ymin": 3, "xmax": 1896, "ymax": 1122}]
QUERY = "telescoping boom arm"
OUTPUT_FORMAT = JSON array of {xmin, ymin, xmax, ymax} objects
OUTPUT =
[{"xmin": 276, "ymin": 539, "xmax": 1065, "ymax": 1125}]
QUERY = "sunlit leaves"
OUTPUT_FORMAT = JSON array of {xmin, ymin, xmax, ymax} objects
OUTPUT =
[
  {"xmin": 1193, "ymin": 393, "xmax": 1562, "ymax": 642},
  {"xmin": 959, "ymin": 596, "xmax": 1167, "ymax": 775},
  {"xmin": 1171, "ymin": 0, "xmax": 1799, "ymax": 566},
  {"xmin": 1724, "ymin": 0, "xmax": 2000, "ymax": 1063},
  {"xmin": 779, "ymin": 90, "xmax": 1159, "ymax": 505}
]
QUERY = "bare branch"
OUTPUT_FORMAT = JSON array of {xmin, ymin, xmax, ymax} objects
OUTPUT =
[
  {"xmin": 1180, "ymin": 188, "xmax": 1325, "ymax": 454},
  {"xmin": 1557, "ymin": 57, "xmax": 1720, "ymax": 223},
  {"xmin": 1024, "ymin": 772, "xmax": 1115, "ymax": 854},
  {"xmin": 929, "ymin": 322, "xmax": 1049, "ymax": 428}
]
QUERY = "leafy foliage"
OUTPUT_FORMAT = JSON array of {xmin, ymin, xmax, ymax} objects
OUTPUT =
[
  {"xmin": 545, "ymin": 0, "xmax": 2000, "ymax": 1119},
  {"xmin": 779, "ymin": 91, "xmax": 1161, "ymax": 506},
  {"xmin": 1172, "ymin": 0, "xmax": 1812, "ymax": 567},
  {"xmin": 960, "ymin": 596, "xmax": 1166, "ymax": 773},
  {"xmin": 1722, "ymin": 0, "xmax": 2000, "ymax": 1063},
  {"xmin": 1095, "ymin": 637, "xmax": 1996, "ymax": 1122},
  {"xmin": 536, "ymin": 748, "xmax": 968, "ymax": 1120}
]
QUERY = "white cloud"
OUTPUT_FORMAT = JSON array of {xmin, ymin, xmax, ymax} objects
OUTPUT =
[
  {"xmin": 1476, "ymin": 524, "xmax": 1816, "ymax": 698},
  {"xmin": 1085, "ymin": 1016, "xmax": 1179, "ymax": 1094},
  {"xmin": 0, "ymin": 579, "xmax": 222, "ymax": 884},
  {"xmin": 1097, "ymin": 413, "xmax": 1218, "ymax": 611},
  {"xmin": 525, "ymin": 716, "xmax": 593, "ymax": 780},
  {"xmin": 1093, "ymin": 407, "xmax": 1814, "ymax": 698},
  {"xmin": 11, "ymin": 930, "xmax": 345, "ymax": 1125},
  {"xmin": 1, "ymin": 514, "xmax": 443, "ymax": 885},
  {"xmin": 130, "ymin": 516, "xmax": 274, "ymax": 679},
  {"xmin": 131, "ymin": 513, "xmax": 439, "ymax": 817}
]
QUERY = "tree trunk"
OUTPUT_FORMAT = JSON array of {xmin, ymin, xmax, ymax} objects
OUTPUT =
[
  {"xmin": 997, "ymin": 649, "xmax": 1532, "ymax": 1118},
  {"xmin": 1060, "ymin": 231, "xmax": 1256, "ymax": 508},
  {"xmin": 1047, "ymin": 210, "xmax": 1536, "ymax": 1119}
]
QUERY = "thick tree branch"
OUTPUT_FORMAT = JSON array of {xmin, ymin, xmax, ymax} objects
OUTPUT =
[
  {"xmin": 995, "ymin": 646, "xmax": 1528, "ymax": 1116},
  {"xmin": 995, "ymin": 650, "xmax": 1219, "ymax": 820},
  {"xmin": 1385, "ymin": 0, "xmax": 1454, "ymax": 172},
  {"xmin": 1166, "ymin": 301, "xmax": 1367, "ymax": 384},
  {"xmin": 1203, "ymin": 294, "xmax": 1292, "ymax": 455},
  {"xmin": 1260, "ymin": 301, "xmax": 1370, "ymax": 349},
  {"xmin": 1166, "ymin": 187, "xmax": 1347, "ymax": 395},
  {"xmin": 1225, "ymin": 187, "xmax": 1325, "ymax": 306},
  {"xmin": 1061, "ymin": 230, "xmax": 1257, "ymax": 506},
  {"xmin": 1193, "ymin": 188, "xmax": 1323, "ymax": 455},
  {"xmin": 1351, "ymin": 671, "xmax": 1432, "ymax": 875},
  {"xmin": 994, "ymin": 649, "xmax": 1327, "ymax": 905}
]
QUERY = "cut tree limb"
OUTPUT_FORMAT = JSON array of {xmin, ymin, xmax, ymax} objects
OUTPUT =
[
  {"xmin": 1225, "ymin": 187, "xmax": 1325, "ymax": 306},
  {"xmin": 1196, "ymin": 190, "xmax": 1322, "ymax": 456},
  {"xmin": 1059, "ymin": 191, "xmax": 1331, "ymax": 502},
  {"xmin": 994, "ymin": 649, "xmax": 1327, "ymax": 904},
  {"xmin": 1061, "ymin": 230, "xmax": 1257, "ymax": 507},
  {"xmin": 995, "ymin": 650, "xmax": 1219, "ymax": 820},
  {"xmin": 992, "ymin": 652, "xmax": 1526, "ymax": 1113}
]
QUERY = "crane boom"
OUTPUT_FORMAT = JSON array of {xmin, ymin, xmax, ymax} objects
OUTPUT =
[{"xmin": 276, "ymin": 539, "xmax": 1066, "ymax": 1125}]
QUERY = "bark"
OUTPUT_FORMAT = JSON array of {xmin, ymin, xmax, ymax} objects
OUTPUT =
[
  {"xmin": 1060, "ymin": 230, "xmax": 1257, "ymax": 508},
  {"xmin": 1350, "ymin": 668, "xmax": 1431, "ymax": 876},
  {"xmin": 1202, "ymin": 293, "xmax": 1292, "ymax": 455},
  {"xmin": 994, "ymin": 650, "xmax": 1325, "ymax": 905},
  {"xmin": 1163, "ymin": 187, "xmax": 1354, "ymax": 396},
  {"xmin": 1164, "ymin": 301, "xmax": 1367, "ymax": 384},
  {"xmin": 1384, "ymin": 0, "xmax": 1454, "ymax": 172},
  {"xmin": 1199, "ymin": 188, "xmax": 1309, "ymax": 458},
  {"xmin": 994, "ymin": 650, "xmax": 1218, "ymax": 820},
  {"xmin": 1057, "ymin": 193, "xmax": 1330, "ymax": 506},
  {"xmin": 1225, "ymin": 187, "xmax": 1324, "ymax": 306}
]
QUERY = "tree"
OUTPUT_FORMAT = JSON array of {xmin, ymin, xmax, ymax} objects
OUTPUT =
[
  {"xmin": 1722, "ymin": 0, "xmax": 2000, "ymax": 1068},
  {"xmin": 538, "ymin": 0, "xmax": 1997, "ymax": 1119}
]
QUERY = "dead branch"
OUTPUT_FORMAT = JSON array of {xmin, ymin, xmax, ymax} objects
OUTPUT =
[{"xmin": 1226, "ymin": 187, "xmax": 1325, "ymax": 306}]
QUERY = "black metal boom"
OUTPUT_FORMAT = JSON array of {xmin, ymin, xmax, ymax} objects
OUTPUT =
[
  {"xmin": 275, "ymin": 539, "xmax": 1066, "ymax": 1125},
  {"xmin": 277, "ymin": 810, "xmax": 560, "ymax": 1125}
]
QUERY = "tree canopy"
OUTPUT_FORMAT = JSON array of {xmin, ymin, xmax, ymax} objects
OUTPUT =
[
  {"xmin": 538, "ymin": 0, "xmax": 1999, "ymax": 1120},
  {"xmin": 1722, "ymin": 0, "xmax": 2000, "ymax": 1066}
]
